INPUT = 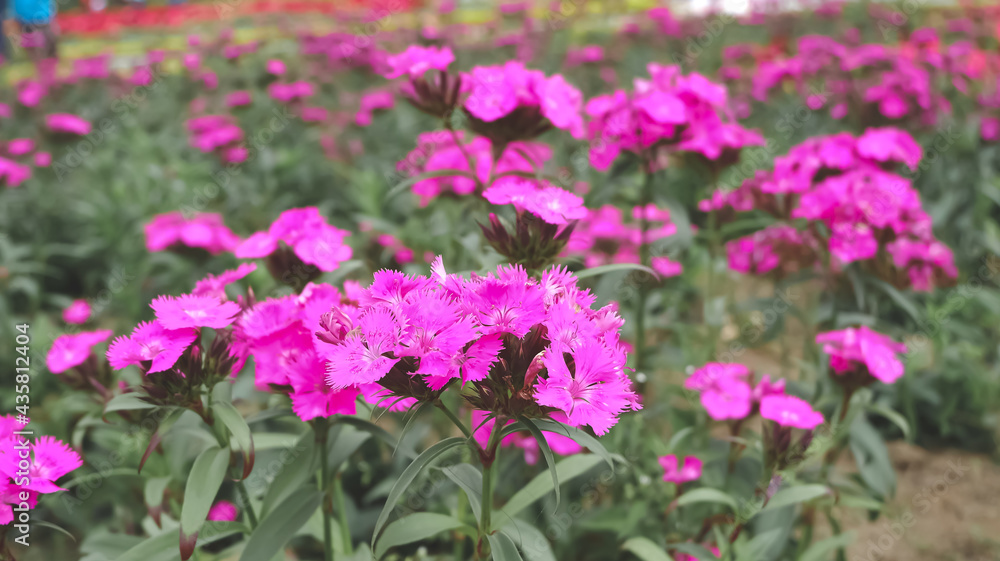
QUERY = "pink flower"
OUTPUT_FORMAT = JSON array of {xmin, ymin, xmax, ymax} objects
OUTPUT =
[
  {"xmin": 192, "ymin": 263, "xmax": 258, "ymax": 300},
  {"xmin": 484, "ymin": 179, "xmax": 587, "ymax": 225},
  {"xmin": 356, "ymin": 90, "xmax": 395, "ymax": 126},
  {"xmin": 760, "ymin": 395, "xmax": 824, "ymax": 429},
  {"xmin": 266, "ymin": 59, "xmax": 286, "ymax": 76},
  {"xmin": 151, "ymin": 295, "xmax": 242, "ymax": 330},
  {"xmin": 685, "ymin": 363, "xmax": 752, "ymax": 420},
  {"xmin": 658, "ymin": 455, "xmax": 702, "ymax": 483},
  {"xmin": 7, "ymin": 139, "xmax": 35, "ymax": 156},
  {"xmin": 462, "ymin": 62, "xmax": 585, "ymax": 139},
  {"xmin": 144, "ymin": 212, "xmax": 241, "ymax": 255},
  {"xmin": 0, "ymin": 158, "xmax": 32, "ymax": 188},
  {"xmin": 47, "ymin": 330, "xmax": 113, "ymax": 374},
  {"xmin": 46, "ymin": 114, "xmax": 92, "ymax": 136},
  {"xmin": 62, "ymin": 299, "xmax": 92, "ymax": 324},
  {"xmin": 383, "ymin": 45, "xmax": 455, "ymax": 79},
  {"xmin": 815, "ymin": 326, "xmax": 907, "ymax": 384},
  {"xmin": 235, "ymin": 208, "xmax": 353, "ymax": 272},
  {"xmin": 18, "ymin": 81, "xmax": 46, "ymax": 107},
  {"xmin": 34, "ymin": 152, "xmax": 52, "ymax": 167},
  {"xmin": 0, "ymin": 436, "xmax": 83, "ymax": 495},
  {"xmin": 225, "ymin": 90, "xmax": 252, "ymax": 107},
  {"xmin": 207, "ymin": 501, "xmax": 239, "ymax": 522},
  {"xmin": 106, "ymin": 321, "xmax": 197, "ymax": 374}
]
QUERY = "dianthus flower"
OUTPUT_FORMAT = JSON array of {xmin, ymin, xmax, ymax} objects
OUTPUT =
[
  {"xmin": 235, "ymin": 207, "xmax": 352, "ymax": 274},
  {"xmin": 319, "ymin": 260, "xmax": 640, "ymax": 434},
  {"xmin": 144, "ymin": 211, "xmax": 241, "ymax": 255},
  {"xmin": 815, "ymin": 326, "xmax": 907, "ymax": 384}
]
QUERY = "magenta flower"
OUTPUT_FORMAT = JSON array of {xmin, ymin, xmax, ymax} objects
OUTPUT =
[
  {"xmin": 356, "ymin": 89, "xmax": 395, "ymax": 126},
  {"xmin": 383, "ymin": 45, "xmax": 455, "ymax": 79},
  {"xmin": 192, "ymin": 263, "xmax": 258, "ymax": 300},
  {"xmin": 225, "ymin": 90, "xmax": 252, "ymax": 107},
  {"xmin": 151, "ymin": 295, "xmax": 242, "ymax": 330},
  {"xmin": 235, "ymin": 207, "xmax": 353, "ymax": 273},
  {"xmin": 759, "ymin": 395, "xmax": 824, "ymax": 429},
  {"xmin": 207, "ymin": 501, "xmax": 239, "ymax": 522},
  {"xmin": 685, "ymin": 363, "xmax": 752, "ymax": 420},
  {"xmin": 144, "ymin": 212, "xmax": 241, "ymax": 255},
  {"xmin": 34, "ymin": 152, "xmax": 52, "ymax": 167},
  {"xmin": 17, "ymin": 81, "xmax": 46, "ymax": 107},
  {"xmin": 462, "ymin": 61, "xmax": 585, "ymax": 139},
  {"xmin": 47, "ymin": 330, "xmax": 113, "ymax": 374},
  {"xmin": 320, "ymin": 259, "xmax": 640, "ymax": 434},
  {"xmin": 658, "ymin": 455, "xmax": 702, "ymax": 484},
  {"xmin": 106, "ymin": 321, "xmax": 198, "ymax": 374},
  {"xmin": 483, "ymin": 179, "xmax": 587, "ymax": 225},
  {"xmin": 816, "ymin": 326, "xmax": 907, "ymax": 384},
  {"xmin": 0, "ymin": 158, "xmax": 32, "ymax": 188},
  {"xmin": 62, "ymin": 299, "xmax": 92, "ymax": 324},
  {"xmin": 7, "ymin": 139, "xmax": 34, "ymax": 156},
  {"xmin": 266, "ymin": 59, "xmax": 286, "ymax": 76},
  {"xmin": 0, "ymin": 436, "xmax": 83, "ymax": 494},
  {"xmin": 46, "ymin": 114, "xmax": 92, "ymax": 136}
]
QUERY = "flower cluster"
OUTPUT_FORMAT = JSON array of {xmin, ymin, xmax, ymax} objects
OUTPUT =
[
  {"xmin": 586, "ymin": 63, "xmax": 764, "ymax": 171},
  {"xmin": 397, "ymin": 130, "xmax": 550, "ymax": 205},
  {"xmin": 317, "ymin": 259, "xmax": 640, "ymax": 434},
  {"xmin": 565, "ymin": 204, "xmax": 685, "ymax": 278},
  {"xmin": 186, "ymin": 115, "xmax": 247, "ymax": 163},
  {"xmin": 145, "ymin": 211, "xmax": 242, "ymax": 256},
  {"xmin": 701, "ymin": 128, "xmax": 957, "ymax": 290},
  {"xmin": 236, "ymin": 207, "xmax": 352, "ymax": 286},
  {"xmin": 0, "ymin": 416, "xmax": 83, "ymax": 525},
  {"xmin": 816, "ymin": 326, "xmax": 907, "ymax": 386},
  {"xmin": 461, "ymin": 61, "xmax": 585, "ymax": 146},
  {"xmin": 684, "ymin": 363, "xmax": 822, "ymax": 429}
]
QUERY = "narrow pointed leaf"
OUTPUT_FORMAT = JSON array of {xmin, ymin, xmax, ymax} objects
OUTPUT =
[
  {"xmin": 212, "ymin": 400, "xmax": 255, "ymax": 480},
  {"xmin": 622, "ymin": 537, "xmax": 674, "ymax": 561},
  {"xmin": 179, "ymin": 446, "xmax": 230, "ymax": 560},
  {"xmin": 239, "ymin": 486, "xmax": 322, "ymax": 561},
  {"xmin": 374, "ymin": 513, "xmax": 472, "ymax": 559}
]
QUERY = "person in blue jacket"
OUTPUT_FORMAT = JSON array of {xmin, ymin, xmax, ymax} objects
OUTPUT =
[{"xmin": 12, "ymin": 0, "xmax": 57, "ymax": 59}]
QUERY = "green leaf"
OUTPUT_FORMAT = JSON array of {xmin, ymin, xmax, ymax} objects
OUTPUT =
[
  {"xmin": 866, "ymin": 404, "xmax": 911, "ymax": 439},
  {"xmin": 499, "ymin": 519, "xmax": 556, "ymax": 561},
  {"xmin": 260, "ymin": 429, "xmax": 317, "ymax": 517},
  {"xmin": 575, "ymin": 263, "xmax": 659, "ymax": 281},
  {"xmin": 104, "ymin": 393, "xmax": 155, "ymax": 414},
  {"xmin": 239, "ymin": 486, "xmax": 322, "ymax": 561},
  {"xmin": 669, "ymin": 542, "xmax": 719, "ymax": 560},
  {"xmin": 179, "ymin": 446, "xmax": 230, "ymax": 559},
  {"xmin": 35, "ymin": 520, "xmax": 77, "ymax": 542},
  {"xmin": 621, "ymin": 537, "xmax": 673, "ymax": 561},
  {"xmin": 439, "ymin": 464, "xmax": 483, "ymax": 520},
  {"xmin": 387, "ymin": 169, "xmax": 475, "ymax": 200},
  {"xmin": 798, "ymin": 532, "xmax": 856, "ymax": 561},
  {"xmin": 212, "ymin": 400, "xmax": 255, "ymax": 480},
  {"xmin": 492, "ymin": 454, "xmax": 603, "ymax": 531},
  {"xmin": 144, "ymin": 476, "xmax": 171, "ymax": 525},
  {"xmin": 850, "ymin": 417, "xmax": 896, "ymax": 498},
  {"xmin": 675, "ymin": 488, "xmax": 739, "ymax": 511},
  {"xmin": 487, "ymin": 531, "xmax": 525, "ymax": 561},
  {"xmin": 666, "ymin": 427, "xmax": 694, "ymax": 453},
  {"xmin": 517, "ymin": 417, "xmax": 560, "ymax": 509},
  {"xmin": 526, "ymin": 419, "xmax": 618, "ymax": 471},
  {"xmin": 761, "ymin": 485, "xmax": 830, "ymax": 512},
  {"xmin": 374, "ymin": 513, "xmax": 472, "ymax": 559},
  {"xmin": 327, "ymin": 425, "xmax": 372, "ymax": 473},
  {"xmin": 338, "ymin": 415, "xmax": 415, "ymax": 458},
  {"xmin": 115, "ymin": 529, "xmax": 182, "ymax": 561},
  {"xmin": 870, "ymin": 279, "xmax": 923, "ymax": 323},
  {"xmin": 371, "ymin": 437, "xmax": 467, "ymax": 548}
]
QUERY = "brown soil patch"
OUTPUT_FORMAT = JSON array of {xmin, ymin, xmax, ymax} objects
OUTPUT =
[{"xmin": 836, "ymin": 442, "xmax": 1000, "ymax": 561}]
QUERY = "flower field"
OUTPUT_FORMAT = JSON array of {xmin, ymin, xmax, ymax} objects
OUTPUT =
[{"xmin": 2, "ymin": 1, "xmax": 1000, "ymax": 560}]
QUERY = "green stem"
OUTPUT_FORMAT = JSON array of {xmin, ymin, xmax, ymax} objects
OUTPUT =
[
  {"xmin": 635, "ymin": 165, "xmax": 656, "ymax": 372},
  {"xmin": 435, "ymin": 399, "xmax": 476, "ymax": 443},
  {"xmin": 316, "ymin": 418, "xmax": 334, "ymax": 561},
  {"xmin": 236, "ymin": 481, "xmax": 259, "ymax": 529},
  {"xmin": 205, "ymin": 389, "xmax": 258, "ymax": 529},
  {"xmin": 333, "ymin": 473, "xmax": 353, "ymax": 556},
  {"xmin": 478, "ymin": 417, "xmax": 505, "ymax": 546}
]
